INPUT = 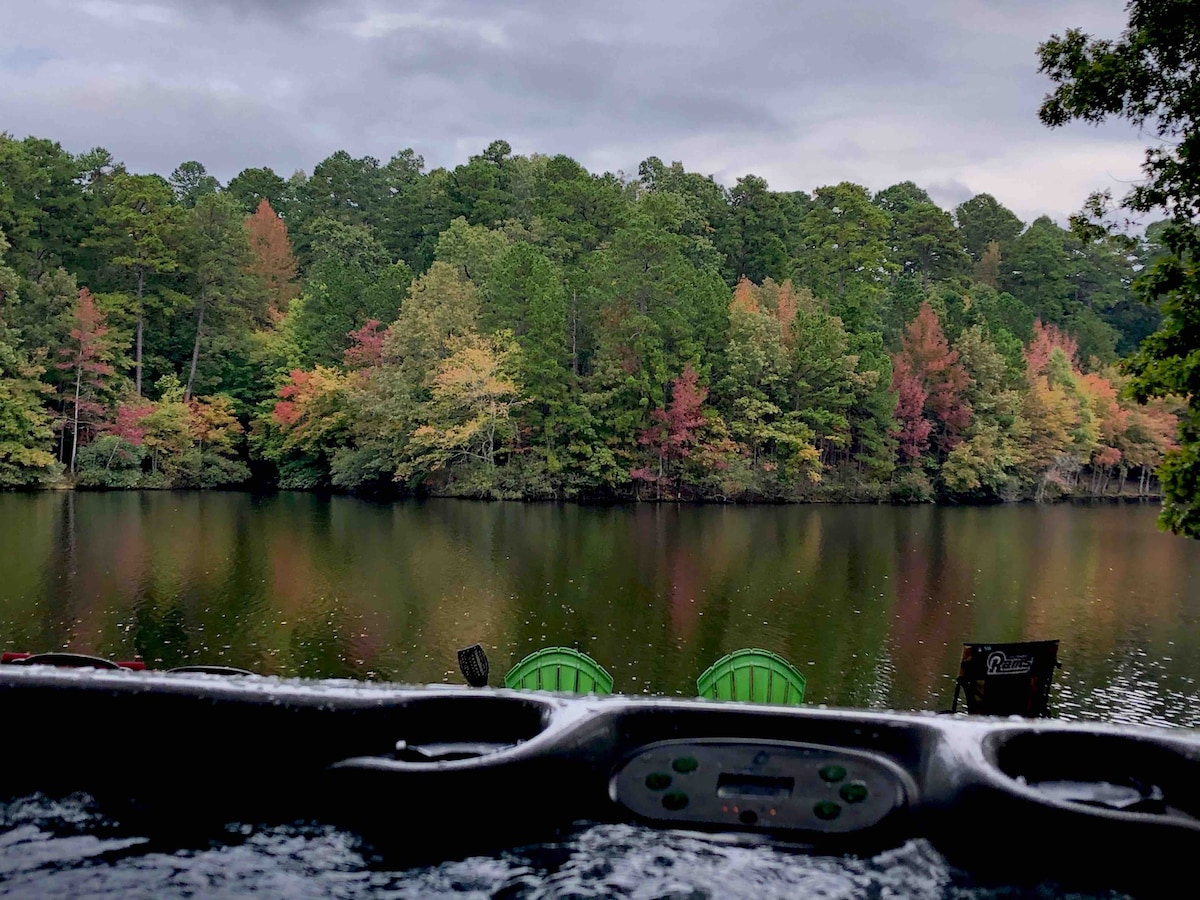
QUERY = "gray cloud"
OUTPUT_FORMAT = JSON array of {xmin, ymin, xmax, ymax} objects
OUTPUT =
[{"xmin": 0, "ymin": 0, "xmax": 1147, "ymax": 224}]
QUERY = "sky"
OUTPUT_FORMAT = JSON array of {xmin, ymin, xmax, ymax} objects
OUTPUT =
[{"xmin": 0, "ymin": 0, "xmax": 1148, "ymax": 225}]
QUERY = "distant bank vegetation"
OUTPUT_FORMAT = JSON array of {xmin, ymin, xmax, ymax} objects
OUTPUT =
[{"xmin": 0, "ymin": 135, "xmax": 1178, "ymax": 502}]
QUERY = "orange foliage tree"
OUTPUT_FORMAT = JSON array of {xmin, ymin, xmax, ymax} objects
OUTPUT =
[{"xmin": 245, "ymin": 199, "xmax": 299, "ymax": 318}]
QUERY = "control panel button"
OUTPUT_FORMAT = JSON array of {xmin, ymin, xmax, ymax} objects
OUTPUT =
[
  {"xmin": 662, "ymin": 791, "xmax": 689, "ymax": 811},
  {"xmin": 672, "ymin": 755, "xmax": 699, "ymax": 774},
  {"xmin": 840, "ymin": 781, "xmax": 868, "ymax": 804},
  {"xmin": 813, "ymin": 800, "xmax": 841, "ymax": 820},
  {"xmin": 819, "ymin": 764, "xmax": 847, "ymax": 783},
  {"xmin": 645, "ymin": 772, "xmax": 672, "ymax": 791}
]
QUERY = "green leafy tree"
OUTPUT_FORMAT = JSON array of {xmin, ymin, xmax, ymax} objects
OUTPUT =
[
  {"xmin": 86, "ymin": 173, "xmax": 184, "ymax": 395},
  {"xmin": 0, "ymin": 135, "xmax": 91, "ymax": 281},
  {"xmin": 487, "ymin": 243, "xmax": 579, "ymax": 469},
  {"xmin": 718, "ymin": 174, "xmax": 791, "ymax": 285},
  {"xmin": 291, "ymin": 218, "xmax": 390, "ymax": 365},
  {"xmin": 533, "ymin": 156, "xmax": 630, "ymax": 264},
  {"xmin": 954, "ymin": 193, "xmax": 1024, "ymax": 261},
  {"xmin": 0, "ymin": 335, "xmax": 57, "ymax": 485},
  {"xmin": 169, "ymin": 161, "xmax": 220, "ymax": 208},
  {"xmin": 181, "ymin": 193, "xmax": 254, "ymax": 400},
  {"xmin": 875, "ymin": 182, "xmax": 968, "ymax": 283},
  {"xmin": 792, "ymin": 182, "xmax": 896, "ymax": 331},
  {"xmin": 447, "ymin": 140, "xmax": 519, "ymax": 227},
  {"xmin": 435, "ymin": 217, "xmax": 511, "ymax": 287},
  {"xmin": 0, "ymin": 229, "xmax": 18, "ymax": 327},
  {"xmin": 226, "ymin": 167, "xmax": 291, "ymax": 217},
  {"xmin": 1039, "ymin": 0, "xmax": 1200, "ymax": 535}
]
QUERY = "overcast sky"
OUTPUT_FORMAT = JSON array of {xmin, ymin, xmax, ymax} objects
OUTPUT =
[{"xmin": 1, "ymin": 0, "xmax": 1147, "ymax": 224}]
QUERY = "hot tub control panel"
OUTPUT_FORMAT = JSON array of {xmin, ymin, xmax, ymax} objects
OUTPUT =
[{"xmin": 611, "ymin": 739, "xmax": 909, "ymax": 835}]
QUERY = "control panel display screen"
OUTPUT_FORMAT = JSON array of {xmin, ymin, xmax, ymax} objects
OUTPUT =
[{"xmin": 716, "ymin": 773, "xmax": 794, "ymax": 799}]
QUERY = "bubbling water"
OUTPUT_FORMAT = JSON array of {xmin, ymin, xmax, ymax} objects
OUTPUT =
[{"xmin": 0, "ymin": 794, "xmax": 1130, "ymax": 899}]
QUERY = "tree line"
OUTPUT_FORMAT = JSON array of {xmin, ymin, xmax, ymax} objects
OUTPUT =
[{"xmin": 0, "ymin": 132, "xmax": 1180, "ymax": 502}]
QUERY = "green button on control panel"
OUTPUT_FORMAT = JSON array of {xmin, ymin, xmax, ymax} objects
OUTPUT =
[
  {"xmin": 662, "ymin": 791, "xmax": 689, "ymax": 811},
  {"xmin": 813, "ymin": 800, "xmax": 841, "ymax": 820},
  {"xmin": 840, "ymin": 781, "xmax": 868, "ymax": 804},
  {"xmin": 645, "ymin": 772, "xmax": 672, "ymax": 791},
  {"xmin": 672, "ymin": 755, "xmax": 699, "ymax": 774},
  {"xmin": 818, "ymin": 764, "xmax": 847, "ymax": 783}
]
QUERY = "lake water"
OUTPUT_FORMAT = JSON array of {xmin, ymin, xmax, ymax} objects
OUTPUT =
[
  {"xmin": 2, "ymin": 492, "xmax": 1199, "ymax": 726},
  {"xmin": 4, "ymin": 492, "xmax": 1200, "ymax": 898}
]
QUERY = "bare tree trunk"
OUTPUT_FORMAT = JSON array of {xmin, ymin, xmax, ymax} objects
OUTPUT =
[
  {"xmin": 70, "ymin": 366, "xmax": 82, "ymax": 476},
  {"xmin": 57, "ymin": 404, "xmax": 67, "ymax": 463},
  {"xmin": 185, "ymin": 295, "xmax": 206, "ymax": 401},
  {"xmin": 571, "ymin": 291, "xmax": 579, "ymax": 377},
  {"xmin": 135, "ymin": 268, "xmax": 145, "ymax": 397}
]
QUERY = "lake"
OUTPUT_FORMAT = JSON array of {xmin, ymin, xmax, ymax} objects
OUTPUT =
[{"xmin": 2, "ymin": 492, "xmax": 1199, "ymax": 727}]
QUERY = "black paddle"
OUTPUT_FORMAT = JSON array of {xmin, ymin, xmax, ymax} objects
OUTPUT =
[{"xmin": 457, "ymin": 643, "xmax": 490, "ymax": 687}]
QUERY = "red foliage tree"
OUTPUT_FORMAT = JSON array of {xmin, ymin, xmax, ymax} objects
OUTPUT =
[
  {"xmin": 110, "ymin": 401, "xmax": 157, "ymax": 446},
  {"xmin": 56, "ymin": 288, "xmax": 115, "ymax": 474},
  {"xmin": 344, "ymin": 319, "xmax": 390, "ymax": 371},
  {"xmin": 632, "ymin": 364, "xmax": 708, "ymax": 497},
  {"xmin": 245, "ymin": 199, "xmax": 299, "ymax": 319},
  {"xmin": 890, "ymin": 303, "xmax": 971, "ymax": 461},
  {"xmin": 891, "ymin": 356, "xmax": 933, "ymax": 462},
  {"xmin": 1024, "ymin": 319, "xmax": 1079, "ymax": 377}
]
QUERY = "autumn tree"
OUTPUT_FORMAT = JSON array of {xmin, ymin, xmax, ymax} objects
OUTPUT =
[
  {"xmin": 245, "ymin": 199, "xmax": 300, "ymax": 318},
  {"xmin": 632, "ymin": 364, "xmax": 713, "ymax": 499},
  {"xmin": 397, "ymin": 334, "xmax": 521, "ymax": 494},
  {"xmin": 325, "ymin": 263, "xmax": 481, "ymax": 491},
  {"xmin": 974, "ymin": 241, "xmax": 1003, "ymax": 289},
  {"xmin": 940, "ymin": 325, "xmax": 1027, "ymax": 498},
  {"xmin": 56, "ymin": 288, "xmax": 115, "ymax": 475},
  {"xmin": 890, "ymin": 303, "xmax": 972, "ymax": 465},
  {"xmin": 258, "ymin": 366, "xmax": 352, "ymax": 488}
]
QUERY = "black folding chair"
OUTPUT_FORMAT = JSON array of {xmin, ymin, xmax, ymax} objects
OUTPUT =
[{"xmin": 950, "ymin": 640, "xmax": 1060, "ymax": 717}]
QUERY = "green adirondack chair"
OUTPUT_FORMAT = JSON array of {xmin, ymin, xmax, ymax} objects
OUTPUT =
[
  {"xmin": 696, "ymin": 648, "xmax": 806, "ymax": 706},
  {"xmin": 504, "ymin": 647, "xmax": 614, "ymax": 695}
]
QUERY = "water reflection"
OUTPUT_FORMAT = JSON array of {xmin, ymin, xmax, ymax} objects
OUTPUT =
[{"xmin": 2, "ymin": 494, "xmax": 1199, "ymax": 725}]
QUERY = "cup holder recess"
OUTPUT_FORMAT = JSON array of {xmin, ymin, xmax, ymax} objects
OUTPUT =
[
  {"xmin": 987, "ymin": 731, "xmax": 1200, "ymax": 822},
  {"xmin": 386, "ymin": 694, "xmax": 552, "ymax": 763}
]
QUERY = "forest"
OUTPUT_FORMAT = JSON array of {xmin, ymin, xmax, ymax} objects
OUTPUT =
[{"xmin": 0, "ymin": 133, "xmax": 1181, "ymax": 502}]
